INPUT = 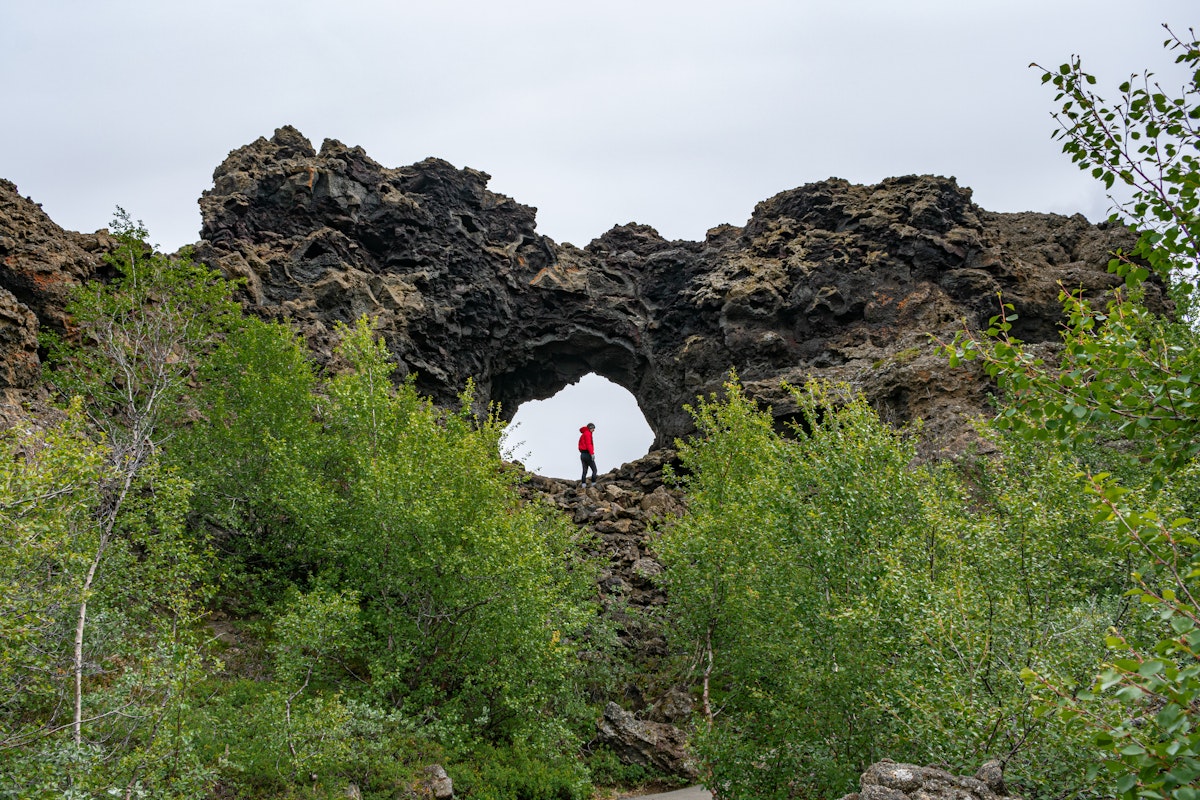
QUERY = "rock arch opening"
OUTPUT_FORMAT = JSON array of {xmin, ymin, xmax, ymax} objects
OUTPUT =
[{"xmin": 500, "ymin": 373, "xmax": 655, "ymax": 480}]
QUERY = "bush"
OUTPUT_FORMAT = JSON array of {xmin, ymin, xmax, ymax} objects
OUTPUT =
[
  {"xmin": 945, "ymin": 26, "xmax": 1200, "ymax": 798},
  {"xmin": 658, "ymin": 380, "xmax": 1123, "ymax": 798},
  {"xmin": 452, "ymin": 744, "xmax": 590, "ymax": 800}
]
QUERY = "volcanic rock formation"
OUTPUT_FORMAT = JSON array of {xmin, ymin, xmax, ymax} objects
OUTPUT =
[
  {"xmin": 0, "ymin": 179, "xmax": 117, "ymax": 427},
  {"xmin": 838, "ymin": 759, "xmax": 1021, "ymax": 800},
  {"xmin": 190, "ymin": 126, "xmax": 1136, "ymax": 454},
  {"xmin": 2, "ymin": 125, "xmax": 1139, "ymax": 453}
]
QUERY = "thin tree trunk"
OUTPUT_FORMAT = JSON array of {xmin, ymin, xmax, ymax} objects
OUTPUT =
[
  {"xmin": 702, "ymin": 623, "xmax": 715, "ymax": 726},
  {"xmin": 73, "ymin": 460, "xmax": 138, "ymax": 746},
  {"xmin": 285, "ymin": 665, "xmax": 314, "ymax": 764},
  {"xmin": 73, "ymin": 531, "xmax": 108, "ymax": 746}
]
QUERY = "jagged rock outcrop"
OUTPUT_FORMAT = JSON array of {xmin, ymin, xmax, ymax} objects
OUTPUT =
[
  {"xmin": 0, "ymin": 287, "xmax": 39, "ymax": 390},
  {"xmin": 594, "ymin": 701, "xmax": 698, "ymax": 780},
  {"xmin": 189, "ymin": 126, "xmax": 1139, "ymax": 455},
  {"xmin": 838, "ymin": 759, "xmax": 1020, "ymax": 800},
  {"xmin": 521, "ymin": 451, "xmax": 684, "ymax": 640},
  {"xmin": 519, "ymin": 450, "xmax": 697, "ymax": 772},
  {"xmin": 0, "ymin": 179, "xmax": 111, "ymax": 332},
  {"xmin": 0, "ymin": 179, "xmax": 113, "ymax": 427},
  {"xmin": 2, "ymin": 127, "xmax": 1141, "ymax": 455}
]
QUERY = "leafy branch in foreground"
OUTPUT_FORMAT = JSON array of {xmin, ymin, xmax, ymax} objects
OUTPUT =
[
  {"xmin": 1034, "ymin": 24, "xmax": 1198, "ymax": 291},
  {"xmin": 944, "ymin": 288, "xmax": 1200, "ymax": 480},
  {"xmin": 942, "ymin": 25, "xmax": 1200, "ymax": 799},
  {"xmin": 1024, "ymin": 469, "xmax": 1200, "ymax": 799},
  {"xmin": 945, "ymin": 26, "xmax": 1200, "ymax": 481}
]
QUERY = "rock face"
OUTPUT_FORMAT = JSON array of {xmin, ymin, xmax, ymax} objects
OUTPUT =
[
  {"xmin": 521, "ymin": 451, "xmax": 698, "ymax": 775},
  {"xmin": 189, "ymin": 126, "xmax": 1136, "ymax": 454},
  {"xmin": 2, "ymin": 127, "xmax": 1139, "ymax": 452},
  {"xmin": 0, "ymin": 179, "xmax": 111, "ymax": 333},
  {"xmin": 520, "ymin": 450, "xmax": 685, "ymax": 686},
  {"xmin": 0, "ymin": 287, "xmax": 39, "ymax": 391},
  {"xmin": 839, "ymin": 759, "xmax": 1020, "ymax": 800},
  {"xmin": 594, "ymin": 701, "xmax": 697, "ymax": 780},
  {"xmin": 0, "ymin": 179, "xmax": 112, "ymax": 427}
]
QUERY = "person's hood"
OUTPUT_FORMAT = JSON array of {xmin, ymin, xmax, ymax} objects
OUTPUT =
[{"xmin": 580, "ymin": 426, "xmax": 590, "ymax": 434}]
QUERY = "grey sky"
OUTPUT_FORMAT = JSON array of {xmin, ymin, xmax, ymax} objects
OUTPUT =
[
  {"xmin": 501, "ymin": 374, "xmax": 655, "ymax": 480},
  {"xmin": 2, "ymin": 1, "xmax": 1193, "ymax": 474}
]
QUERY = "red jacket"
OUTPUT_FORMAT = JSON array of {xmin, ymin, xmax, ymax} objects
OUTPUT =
[{"xmin": 578, "ymin": 426, "xmax": 594, "ymax": 454}]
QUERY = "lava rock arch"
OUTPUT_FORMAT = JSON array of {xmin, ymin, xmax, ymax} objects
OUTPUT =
[{"xmin": 2, "ymin": 126, "xmax": 1147, "ymax": 454}]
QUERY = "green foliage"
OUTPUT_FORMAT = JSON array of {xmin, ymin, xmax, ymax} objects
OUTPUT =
[
  {"xmin": 0, "ymin": 424, "xmax": 218, "ymax": 798},
  {"xmin": 271, "ymin": 586, "xmax": 363, "ymax": 691},
  {"xmin": 7, "ymin": 208, "xmax": 609, "ymax": 795},
  {"xmin": 188, "ymin": 676, "xmax": 443, "ymax": 798},
  {"xmin": 0, "ymin": 403, "xmax": 105, "ymax": 748},
  {"xmin": 946, "ymin": 288, "xmax": 1200, "ymax": 482},
  {"xmin": 1055, "ymin": 469, "xmax": 1200, "ymax": 799},
  {"xmin": 658, "ymin": 380, "xmax": 1123, "ymax": 798},
  {"xmin": 317, "ymin": 317, "xmax": 597, "ymax": 751},
  {"xmin": 172, "ymin": 315, "xmax": 330, "ymax": 596},
  {"xmin": 945, "ymin": 27, "xmax": 1200, "ymax": 478},
  {"xmin": 0, "ymin": 213, "xmax": 239, "ymax": 797},
  {"xmin": 583, "ymin": 745, "xmax": 666, "ymax": 790},
  {"xmin": 658, "ymin": 379, "xmax": 921, "ymax": 796},
  {"xmin": 1037, "ymin": 26, "xmax": 1198, "ymax": 290},
  {"xmin": 881, "ymin": 438, "xmax": 1120, "ymax": 793},
  {"xmin": 452, "ymin": 743, "xmax": 590, "ymax": 800},
  {"xmin": 175, "ymin": 314, "xmax": 603, "ymax": 787},
  {"xmin": 942, "ymin": 27, "xmax": 1200, "ymax": 799}
]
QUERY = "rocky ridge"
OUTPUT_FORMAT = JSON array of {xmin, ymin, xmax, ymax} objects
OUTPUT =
[
  {"xmin": 518, "ymin": 449, "xmax": 686, "ymax": 701},
  {"xmin": 2, "ymin": 126, "xmax": 1141, "ymax": 456},
  {"xmin": 0, "ymin": 179, "xmax": 116, "ymax": 427},
  {"xmin": 184, "ymin": 126, "xmax": 1140, "ymax": 456}
]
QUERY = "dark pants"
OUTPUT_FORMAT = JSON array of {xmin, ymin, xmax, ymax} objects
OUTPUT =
[{"xmin": 580, "ymin": 451, "xmax": 597, "ymax": 483}]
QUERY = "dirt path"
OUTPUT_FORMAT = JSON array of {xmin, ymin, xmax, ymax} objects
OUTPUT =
[{"xmin": 619, "ymin": 786, "xmax": 712, "ymax": 800}]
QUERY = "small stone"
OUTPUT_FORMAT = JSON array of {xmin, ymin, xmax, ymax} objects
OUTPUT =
[
  {"xmin": 422, "ymin": 764, "xmax": 453, "ymax": 799},
  {"xmin": 976, "ymin": 760, "xmax": 1006, "ymax": 794}
]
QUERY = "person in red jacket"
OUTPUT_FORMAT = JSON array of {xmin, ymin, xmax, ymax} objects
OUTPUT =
[{"xmin": 578, "ymin": 422, "xmax": 598, "ymax": 488}]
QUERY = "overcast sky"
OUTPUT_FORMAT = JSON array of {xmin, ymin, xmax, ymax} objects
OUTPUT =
[{"xmin": 2, "ymin": 1, "xmax": 1193, "ymax": 477}]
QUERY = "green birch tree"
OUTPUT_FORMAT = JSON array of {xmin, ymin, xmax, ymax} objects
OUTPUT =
[{"xmin": 943, "ymin": 26, "xmax": 1200, "ymax": 798}]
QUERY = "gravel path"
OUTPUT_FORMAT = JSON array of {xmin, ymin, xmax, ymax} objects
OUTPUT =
[{"xmin": 619, "ymin": 786, "xmax": 712, "ymax": 800}]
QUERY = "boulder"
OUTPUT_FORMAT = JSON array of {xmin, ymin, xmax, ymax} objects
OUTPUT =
[
  {"xmin": 838, "ymin": 759, "xmax": 1020, "ymax": 800},
  {"xmin": 648, "ymin": 687, "xmax": 694, "ymax": 724},
  {"xmin": 420, "ymin": 764, "xmax": 453, "ymax": 799},
  {"xmin": 595, "ymin": 701, "xmax": 697, "ymax": 780}
]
